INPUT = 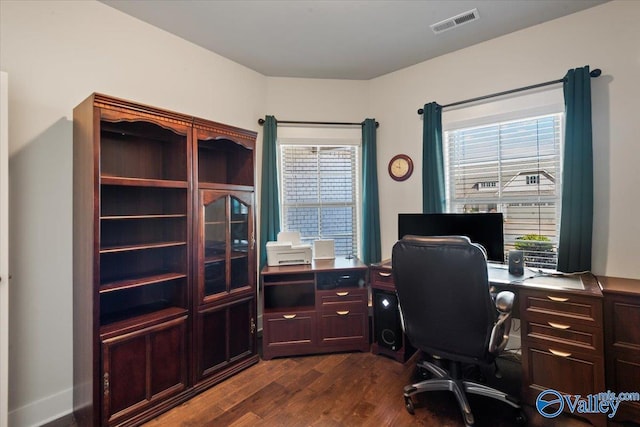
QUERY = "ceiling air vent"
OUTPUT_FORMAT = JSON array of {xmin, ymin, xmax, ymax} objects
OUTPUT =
[{"xmin": 430, "ymin": 8, "xmax": 480, "ymax": 34}]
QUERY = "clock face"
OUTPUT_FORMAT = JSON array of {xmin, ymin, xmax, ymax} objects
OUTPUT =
[{"xmin": 388, "ymin": 154, "xmax": 413, "ymax": 181}]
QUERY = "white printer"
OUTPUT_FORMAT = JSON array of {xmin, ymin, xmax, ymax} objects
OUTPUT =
[{"xmin": 266, "ymin": 231, "xmax": 312, "ymax": 266}]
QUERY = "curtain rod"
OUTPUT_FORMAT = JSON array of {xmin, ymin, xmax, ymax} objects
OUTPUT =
[
  {"xmin": 258, "ymin": 118, "xmax": 379, "ymax": 128},
  {"xmin": 417, "ymin": 68, "xmax": 602, "ymax": 115}
]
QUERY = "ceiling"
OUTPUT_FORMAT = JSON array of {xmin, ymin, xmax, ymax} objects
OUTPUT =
[{"xmin": 100, "ymin": 0, "xmax": 607, "ymax": 80}]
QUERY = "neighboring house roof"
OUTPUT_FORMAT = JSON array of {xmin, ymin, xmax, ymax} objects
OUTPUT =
[
  {"xmin": 503, "ymin": 170, "xmax": 555, "ymax": 193},
  {"xmin": 471, "ymin": 170, "xmax": 556, "ymax": 193}
]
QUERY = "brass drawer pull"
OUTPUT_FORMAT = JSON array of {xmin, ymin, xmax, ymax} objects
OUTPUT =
[
  {"xmin": 549, "ymin": 349, "xmax": 572, "ymax": 358},
  {"xmin": 336, "ymin": 310, "xmax": 350, "ymax": 316},
  {"xmin": 378, "ymin": 272, "xmax": 392, "ymax": 277},
  {"xmin": 548, "ymin": 322, "xmax": 571, "ymax": 330},
  {"xmin": 336, "ymin": 291, "xmax": 349, "ymax": 296},
  {"xmin": 547, "ymin": 296, "xmax": 569, "ymax": 302},
  {"xmin": 283, "ymin": 314, "xmax": 296, "ymax": 319}
]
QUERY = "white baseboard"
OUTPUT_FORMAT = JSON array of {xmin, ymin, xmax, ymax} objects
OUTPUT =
[{"xmin": 9, "ymin": 387, "xmax": 72, "ymax": 427}]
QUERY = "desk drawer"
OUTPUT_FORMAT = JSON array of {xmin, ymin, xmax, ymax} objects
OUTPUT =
[
  {"xmin": 319, "ymin": 309, "xmax": 368, "ymax": 342},
  {"xmin": 370, "ymin": 267, "xmax": 394, "ymax": 291},
  {"xmin": 263, "ymin": 311, "xmax": 316, "ymax": 347},
  {"xmin": 319, "ymin": 305, "xmax": 369, "ymax": 353},
  {"xmin": 523, "ymin": 314, "xmax": 603, "ymax": 353},
  {"xmin": 522, "ymin": 343, "xmax": 605, "ymax": 404},
  {"xmin": 318, "ymin": 288, "xmax": 367, "ymax": 307},
  {"xmin": 521, "ymin": 289, "xmax": 602, "ymax": 327}
]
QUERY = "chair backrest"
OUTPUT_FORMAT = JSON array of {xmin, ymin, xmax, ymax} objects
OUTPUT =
[{"xmin": 392, "ymin": 235, "xmax": 497, "ymax": 364}]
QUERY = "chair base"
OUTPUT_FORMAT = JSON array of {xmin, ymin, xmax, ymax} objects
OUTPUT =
[{"xmin": 403, "ymin": 359, "xmax": 523, "ymax": 427}]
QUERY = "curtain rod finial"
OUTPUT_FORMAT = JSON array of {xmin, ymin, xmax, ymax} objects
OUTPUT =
[
  {"xmin": 590, "ymin": 68, "xmax": 602, "ymax": 78},
  {"xmin": 417, "ymin": 108, "xmax": 424, "ymax": 115},
  {"xmin": 258, "ymin": 118, "xmax": 265, "ymax": 125}
]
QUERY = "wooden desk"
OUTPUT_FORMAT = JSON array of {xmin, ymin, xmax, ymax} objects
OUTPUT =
[
  {"xmin": 261, "ymin": 257, "xmax": 370, "ymax": 360},
  {"xmin": 369, "ymin": 260, "xmax": 607, "ymax": 427},
  {"xmin": 600, "ymin": 276, "xmax": 640, "ymax": 424}
]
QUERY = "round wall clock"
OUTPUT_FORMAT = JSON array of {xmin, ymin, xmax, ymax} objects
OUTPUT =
[{"xmin": 388, "ymin": 154, "xmax": 414, "ymax": 181}]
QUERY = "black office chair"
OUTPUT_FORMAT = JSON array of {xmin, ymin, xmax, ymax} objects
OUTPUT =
[{"xmin": 392, "ymin": 235, "xmax": 525, "ymax": 427}]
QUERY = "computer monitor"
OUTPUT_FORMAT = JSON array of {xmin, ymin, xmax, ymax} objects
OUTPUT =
[{"xmin": 398, "ymin": 213, "xmax": 505, "ymax": 262}]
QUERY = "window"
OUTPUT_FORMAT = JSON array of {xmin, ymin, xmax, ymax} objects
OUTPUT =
[
  {"xmin": 444, "ymin": 113, "xmax": 562, "ymax": 268},
  {"xmin": 525, "ymin": 175, "xmax": 539, "ymax": 185},
  {"xmin": 278, "ymin": 141, "xmax": 360, "ymax": 257}
]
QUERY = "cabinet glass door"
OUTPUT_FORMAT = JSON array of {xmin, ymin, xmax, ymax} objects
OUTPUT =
[
  {"xmin": 230, "ymin": 196, "xmax": 249, "ymax": 291},
  {"xmin": 203, "ymin": 194, "xmax": 227, "ymax": 297},
  {"xmin": 199, "ymin": 191, "xmax": 254, "ymax": 302}
]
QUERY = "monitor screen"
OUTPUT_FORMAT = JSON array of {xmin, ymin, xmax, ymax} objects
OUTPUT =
[{"xmin": 398, "ymin": 213, "xmax": 505, "ymax": 262}]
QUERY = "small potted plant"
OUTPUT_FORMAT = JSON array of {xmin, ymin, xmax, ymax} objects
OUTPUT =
[{"xmin": 514, "ymin": 234, "xmax": 555, "ymax": 269}]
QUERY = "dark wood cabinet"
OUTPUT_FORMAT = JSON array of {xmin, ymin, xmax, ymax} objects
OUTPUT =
[
  {"xmin": 73, "ymin": 94, "xmax": 258, "ymax": 426},
  {"xmin": 101, "ymin": 314, "xmax": 187, "ymax": 426},
  {"xmin": 261, "ymin": 258, "xmax": 369, "ymax": 360},
  {"xmin": 194, "ymin": 297, "xmax": 256, "ymax": 385},
  {"xmin": 519, "ymin": 279, "xmax": 606, "ymax": 427},
  {"xmin": 601, "ymin": 276, "xmax": 640, "ymax": 425}
]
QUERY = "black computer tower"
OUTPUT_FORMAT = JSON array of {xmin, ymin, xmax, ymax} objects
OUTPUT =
[{"xmin": 373, "ymin": 290, "xmax": 403, "ymax": 351}]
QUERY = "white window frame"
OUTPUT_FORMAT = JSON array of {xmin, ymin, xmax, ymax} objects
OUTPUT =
[
  {"xmin": 276, "ymin": 126, "xmax": 362, "ymax": 258},
  {"xmin": 442, "ymin": 89, "xmax": 565, "ymax": 267}
]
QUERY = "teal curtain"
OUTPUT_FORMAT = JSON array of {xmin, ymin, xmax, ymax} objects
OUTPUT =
[
  {"xmin": 557, "ymin": 66, "xmax": 593, "ymax": 272},
  {"xmin": 422, "ymin": 102, "xmax": 445, "ymax": 213},
  {"xmin": 259, "ymin": 116, "xmax": 280, "ymax": 268},
  {"xmin": 361, "ymin": 119, "xmax": 381, "ymax": 264}
]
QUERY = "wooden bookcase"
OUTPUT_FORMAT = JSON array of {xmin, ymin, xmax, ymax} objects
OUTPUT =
[{"xmin": 73, "ymin": 94, "xmax": 258, "ymax": 426}]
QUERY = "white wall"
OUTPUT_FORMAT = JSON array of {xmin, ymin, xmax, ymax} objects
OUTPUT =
[
  {"xmin": 0, "ymin": 71, "xmax": 10, "ymax": 427},
  {"xmin": 370, "ymin": 0, "xmax": 640, "ymax": 279},
  {"xmin": 0, "ymin": 1, "xmax": 266, "ymax": 425},
  {"xmin": 1, "ymin": 0, "xmax": 639, "ymax": 425},
  {"xmin": 265, "ymin": 77, "xmax": 370, "ymax": 122}
]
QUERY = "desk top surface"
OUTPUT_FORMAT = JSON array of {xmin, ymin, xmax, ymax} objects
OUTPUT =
[
  {"xmin": 371, "ymin": 259, "xmax": 602, "ymax": 297},
  {"xmin": 598, "ymin": 275, "xmax": 640, "ymax": 296},
  {"xmin": 487, "ymin": 264, "xmax": 600, "ymax": 296}
]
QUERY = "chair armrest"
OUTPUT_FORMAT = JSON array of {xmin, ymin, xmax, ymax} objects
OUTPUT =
[
  {"xmin": 495, "ymin": 291, "xmax": 515, "ymax": 314},
  {"xmin": 488, "ymin": 291, "xmax": 516, "ymax": 354}
]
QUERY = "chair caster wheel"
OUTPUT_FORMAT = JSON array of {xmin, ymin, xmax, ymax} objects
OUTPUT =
[
  {"xmin": 515, "ymin": 409, "xmax": 527, "ymax": 425},
  {"xmin": 463, "ymin": 411, "xmax": 475, "ymax": 426},
  {"xmin": 404, "ymin": 396, "xmax": 415, "ymax": 415},
  {"xmin": 417, "ymin": 366, "xmax": 429, "ymax": 379}
]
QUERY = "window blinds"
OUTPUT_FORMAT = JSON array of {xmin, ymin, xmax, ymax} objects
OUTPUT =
[{"xmin": 445, "ymin": 113, "xmax": 562, "ymax": 268}]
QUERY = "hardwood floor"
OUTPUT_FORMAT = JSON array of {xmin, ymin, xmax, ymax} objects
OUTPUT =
[{"xmin": 142, "ymin": 350, "xmax": 596, "ymax": 427}]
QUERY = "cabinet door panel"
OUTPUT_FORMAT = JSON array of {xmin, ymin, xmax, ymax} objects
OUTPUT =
[
  {"xmin": 229, "ymin": 196, "xmax": 250, "ymax": 291},
  {"xmin": 229, "ymin": 301, "xmax": 253, "ymax": 360},
  {"xmin": 611, "ymin": 301, "xmax": 640, "ymax": 348},
  {"xmin": 196, "ymin": 299, "xmax": 256, "ymax": 381},
  {"xmin": 102, "ymin": 317, "xmax": 187, "ymax": 425},
  {"xmin": 202, "ymin": 195, "xmax": 227, "ymax": 298},
  {"xmin": 229, "ymin": 196, "xmax": 255, "ymax": 291},
  {"xmin": 104, "ymin": 335, "xmax": 147, "ymax": 421},
  {"xmin": 198, "ymin": 191, "xmax": 254, "ymax": 303},
  {"xmin": 150, "ymin": 321, "xmax": 187, "ymax": 397},
  {"xmin": 198, "ymin": 308, "xmax": 228, "ymax": 377}
]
